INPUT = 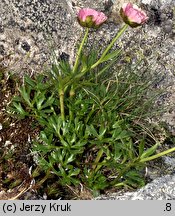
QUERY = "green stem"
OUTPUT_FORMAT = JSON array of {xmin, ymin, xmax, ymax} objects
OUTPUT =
[
  {"xmin": 92, "ymin": 148, "xmax": 104, "ymax": 171},
  {"xmin": 69, "ymin": 85, "xmax": 75, "ymax": 98},
  {"xmin": 59, "ymin": 89, "xmax": 65, "ymax": 121},
  {"xmin": 91, "ymin": 24, "xmax": 128, "ymax": 69},
  {"xmin": 140, "ymin": 147, "xmax": 175, "ymax": 163},
  {"xmin": 72, "ymin": 27, "xmax": 89, "ymax": 73},
  {"xmin": 69, "ymin": 85, "xmax": 75, "ymax": 121}
]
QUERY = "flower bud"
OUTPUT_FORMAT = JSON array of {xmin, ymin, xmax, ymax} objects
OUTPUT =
[
  {"xmin": 120, "ymin": 3, "xmax": 148, "ymax": 28},
  {"xmin": 77, "ymin": 8, "xmax": 107, "ymax": 29}
]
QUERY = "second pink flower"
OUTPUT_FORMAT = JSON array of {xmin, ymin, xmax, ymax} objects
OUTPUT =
[{"xmin": 120, "ymin": 3, "xmax": 148, "ymax": 27}]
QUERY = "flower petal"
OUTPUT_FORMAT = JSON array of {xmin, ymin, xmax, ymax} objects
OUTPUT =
[
  {"xmin": 120, "ymin": 3, "xmax": 148, "ymax": 28},
  {"xmin": 77, "ymin": 8, "xmax": 107, "ymax": 28}
]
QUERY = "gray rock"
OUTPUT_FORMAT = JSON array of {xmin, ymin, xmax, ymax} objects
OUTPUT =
[
  {"xmin": 0, "ymin": 0, "xmax": 174, "ymax": 78},
  {"xmin": 141, "ymin": 0, "xmax": 175, "ymax": 8},
  {"xmin": 95, "ymin": 175, "xmax": 175, "ymax": 200},
  {"xmin": 163, "ymin": 156, "xmax": 175, "ymax": 168}
]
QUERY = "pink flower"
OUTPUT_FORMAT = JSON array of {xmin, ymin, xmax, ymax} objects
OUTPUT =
[
  {"xmin": 77, "ymin": 8, "xmax": 107, "ymax": 28},
  {"xmin": 120, "ymin": 3, "xmax": 148, "ymax": 27}
]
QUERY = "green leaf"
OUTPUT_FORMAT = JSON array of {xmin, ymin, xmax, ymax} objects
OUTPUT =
[
  {"xmin": 33, "ymin": 143, "xmax": 57, "ymax": 153},
  {"xmin": 60, "ymin": 139, "xmax": 70, "ymax": 148},
  {"xmin": 81, "ymin": 54, "xmax": 88, "ymax": 71},
  {"xmin": 12, "ymin": 102, "xmax": 28, "ymax": 117},
  {"xmin": 86, "ymin": 125, "xmax": 98, "ymax": 137},
  {"xmin": 12, "ymin": 95, "xmax": 22, "ymax": 102},
  {"xmin": 112, "ymin": 128, "xmax": 130, "ymax": 140},
  {"xmin": 139, "ymin": 139, "xmax": 145, "ymax": 156},
  {"xmin": 37, "ymin": 117, "xmax": 49, "ymax": 127},
  {"xmin": 114, "ymin": 143, "xmax": 123, "ymax": 160},
  {"xmin": 39, "ymin": 157, "xmax": 52, "ymax": 170},
  {"xmin": 126, "ymin": 139, "xmax": 135, "ymax": 160},
  {"xmin": 99, "ymin": 125, "xmax": 106, "ymax": 139},
  {"xmin": 19, "ymin": 86, "xmax": 32, "ymax": 107},
  {"xmin": 40, "ymin": 109, "xmax": 54, "ymax": 114},
  {"xmin": 50, "ymin": 151, "xmax": 59, "ymax": 162},
  {"xmin": 140, "ymin": 142, "xmax": 160, "ymax": 159},
  {"xmin": 41, "ymin": 95, "xmax": 55, "ymax": 109},
  {"xmin": 59, "ymin": 60, "xmax": 71, "ymax": 76},
  {"xmin": 40, "ymin": 131, "xmax": 53, "ymax": 145},
  {"xmin": 24, "ymin": 75, "xmax": 36, "ymax": 88},
  {"xmin": 35, "ymin": 92, "xmax": 46, "ymax": 110},
  {"xmin": 72, "ymin": 140, "xmax": 87, "ymax": 148},
  {"xmin": 125, "ymin": 170, "xmax": 145, "ymax": 187},
  {"xmin": 69, "ymin": 168, "xmax": 80, "ymax": 177},
  {"xmin": 66, "ymin": 154, "xmax": 75, "ymax": 164},
  {"xmin": 100, "ymin": 49, "xmax": 121, "ymax": 63},
  {"xmin": 48, "ymin": 115, "xmax": 62, "ymax": 137},
  {"xmin": 112, "ymin": 120, "xmax": 124, "ymax": 129}
]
